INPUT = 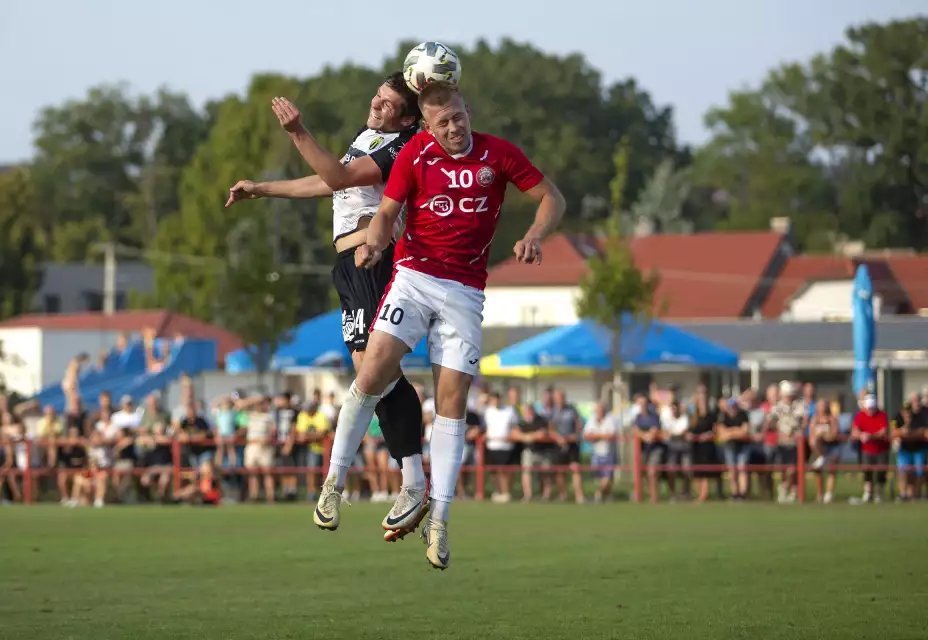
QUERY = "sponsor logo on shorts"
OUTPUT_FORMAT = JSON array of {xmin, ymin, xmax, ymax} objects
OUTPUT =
[
  {"xmin": 428, "ymin": 194, "xmax": 454, "ymax": 217},
  {"xmin": 476, "ymin": 166, "xmax": 495, "ymax": 186},
  {"xmin": 342, "ymin": 309, "xmax": 365, "ymax": 342}
]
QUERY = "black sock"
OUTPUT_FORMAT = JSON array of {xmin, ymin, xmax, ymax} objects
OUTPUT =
[{"xmin": 374, "ymin": 375, "xmax": 423, "ymax": 464}]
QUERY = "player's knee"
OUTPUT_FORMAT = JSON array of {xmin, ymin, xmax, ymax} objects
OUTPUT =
[
  {"xmin": 434, "ymin": 374, "xmax": 470, "ymax": 419},
  {"xmin": 355, "ymin": 333, "xmax": 408, "ymax": 395}
]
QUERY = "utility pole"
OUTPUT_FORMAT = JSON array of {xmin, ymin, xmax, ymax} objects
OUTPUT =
[{"xmin": 100, "ymin": 242, "xmax": 117, "ymax": 316}]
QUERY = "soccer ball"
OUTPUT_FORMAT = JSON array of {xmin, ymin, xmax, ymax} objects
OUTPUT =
[{"xmin": 402, "ymin": 42, "xmax": 461, "ymax": 94}]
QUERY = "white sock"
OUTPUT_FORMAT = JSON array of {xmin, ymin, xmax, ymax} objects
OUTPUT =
[
  {"xmin": 401, "ymin": 454, "xmax": 426, "ymax": 489},
  {"xmin": 428, "ymin": 415, "xmax": 466, "ymax": 521},
  {"xmin": 326, "ymin": 382, "xmax": 381, "ymax": 489}
]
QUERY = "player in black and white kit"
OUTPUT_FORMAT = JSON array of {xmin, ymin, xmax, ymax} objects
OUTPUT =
[{"xmin": 226, "ymin": 72, "xmax": 428, "ymax": 539}]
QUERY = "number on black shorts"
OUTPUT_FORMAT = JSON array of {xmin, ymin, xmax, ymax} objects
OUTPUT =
[{"xmin": 379, "ymin": 303, "xmax": 404, "ymax": 325}]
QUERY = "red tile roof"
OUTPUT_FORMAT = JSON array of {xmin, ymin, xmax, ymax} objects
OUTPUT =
[
  {"xmin": 885, "ymin": 256, "xmax": 928, "ymax": 311},
  {"xmin": 0, "ymin": 310, "xmax": 243, "ymax": 363},
  {"xmin": 628, "ymin": 231, "xmax": 786, "ymax": 319},
  {"xmin": 485, "ymin": 233, "xmax": 592, "ymax": 286},
  {"xmin": 760, "ymin": 255, "xmax": 919, "ymax": 317},
  {"xmin": 486, "ymin": 230, "xmax": 787, "ymax": 320}
]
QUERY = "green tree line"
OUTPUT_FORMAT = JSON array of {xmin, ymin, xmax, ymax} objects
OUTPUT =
[{"xmin": 0, "ymin": 20, "xmax": 925, "ymax": 331}]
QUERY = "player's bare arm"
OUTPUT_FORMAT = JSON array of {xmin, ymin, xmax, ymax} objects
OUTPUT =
[
  {"xmin": 225, "ymin": 176, "xmax": 333, "ymax": 208},
  {"xmin": 514, "ymin": 178, "xmax": 566, "ymax": 264},
  {"xmin": 355, "ymin": 196, "xmax": 404, "ymax": 269},
  {"xmin": 272, "ymin": 97, "xmax": 384, "ymax": 191}
]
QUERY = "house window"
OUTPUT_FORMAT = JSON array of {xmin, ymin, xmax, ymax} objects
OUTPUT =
[
  {"xmin": 83, "ymin": 291, "xmax": 103, "ymax": 312},
  {"xmin": 44, "ymin": 294, "xmax": 61, "ymax": 313}
]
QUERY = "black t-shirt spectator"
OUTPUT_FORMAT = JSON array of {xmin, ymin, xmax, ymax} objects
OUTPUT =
[
  {"xmin": 518, "ymin": 414, "xmax": 551, "ymax": 453},
  {"xmin": 58, "ymin": 440, "xmax": 86, "ymax": 468},
  {"xmin": 720, "ymin": 409, "xmax": 750, "ymax": 442},
  {"xmin": 65, "ymin": 411, "xmax": 88, "ymax": 436},
  {"xmin": 895, "ymin": 409, "xmax": 928, "ymax": 452},
  {"xmin": 115, "ymin": 428, "xmax": 137, "ymax": 462},
  {"xmin": 181, "ymin": 415, "xmax": 214, "ymax": 456}
]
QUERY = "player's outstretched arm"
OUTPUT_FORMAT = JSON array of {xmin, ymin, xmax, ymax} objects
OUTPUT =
[
  {"xmin": 271, "ymin": 97, "xmax": 385, "ymax": 191},
  {"xmin": 225, "ymin": 176, "xmax": 333, "ymax": 208},
  {"xmin": 355, "ymin": 196, "xmax": 404, "ymax": 269},
  {"xmin": 514, "ymin": 178, "xmax": 566, "ymax": 264}
]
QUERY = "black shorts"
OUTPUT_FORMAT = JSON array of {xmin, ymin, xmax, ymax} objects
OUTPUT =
[
  {"xmin": 486, "ymin": 449, "xmax": 514, "ymax": 467},
  {"xmin": 332, "ymin": 244, "xmax": 395, "ymax": 352},
  {"xmin": 555, "ymin": 444, "xmax": 581, "ymax": 466}
]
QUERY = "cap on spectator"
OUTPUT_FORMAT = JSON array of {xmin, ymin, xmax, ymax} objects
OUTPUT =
[
  {"xmin": 726, "ymin": 397, "xmax": 739, "ymax": 408},
  {"xmin": 120, "ymin": 394, "xmax": 133, "ymax": 405},
  {"xmin": 863, "ymin": 394, "xmax": 878, "ymax": 409},
  {"xmin": 779, "ymin": 380, "xmax": 795, "ymax": 395}
]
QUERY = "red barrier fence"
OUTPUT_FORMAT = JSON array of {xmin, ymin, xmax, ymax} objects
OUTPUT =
[{"xmin": 0, "ymin": 432, "xmax": 911, "ymax": 505}]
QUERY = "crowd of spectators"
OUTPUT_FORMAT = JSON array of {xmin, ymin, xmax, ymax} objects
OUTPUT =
[{"xmin": 2, "ymin": 366, "xmax": 927, "ymax": 506}]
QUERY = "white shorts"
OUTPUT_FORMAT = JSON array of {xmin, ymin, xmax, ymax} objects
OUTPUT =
[{"xmin": 372, "ymin": 266, "xmax": 484, "ymax": 376}]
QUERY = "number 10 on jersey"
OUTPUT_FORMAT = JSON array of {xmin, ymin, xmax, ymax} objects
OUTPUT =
[{"xmin": 441, "ymin": 168, "xmax": 474, "ymax": 189}]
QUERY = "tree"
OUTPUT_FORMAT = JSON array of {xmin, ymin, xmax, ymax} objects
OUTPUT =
[
  {"xmin": 216, "ymin": 215, "xmax": 301, "ymax": 386},
  {"xmin": 693, "ymin": 17, "xmax": 928, "ymax": 251},
  {"xmin": 575, "ymin": 237, "xmax": 661, "ymax": 411},
  {"xmin": 0, "ymin": 168, "xmax": 46, "ymax": 320},
  {"xmin": 624, "ymin": 158, "xmax": 693, "ymax": 235},
  {"xmin": 28, "ymin": 84, "xmax": 212, "ymax": 261}
]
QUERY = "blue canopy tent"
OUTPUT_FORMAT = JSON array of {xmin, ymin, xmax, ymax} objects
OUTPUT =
[
  {"xmin": 481, "ymin": 317, "xmax": 738, "ymax": 376},
  {"xmin": 225, "ymin": 309, "xmax": 430, "ymax": 373},
  {"xmin": 852, "ymin": 264, "xmax": 875, "ymax": 396}
]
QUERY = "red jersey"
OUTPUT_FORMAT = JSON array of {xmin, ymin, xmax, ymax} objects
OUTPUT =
[
  {"xmin": 383, "ymin": 130, "xmax": 544, "ymax": 290},
  {"xmin": 853, "ymin": 410, "xmax": 889, "ymax": 455}
]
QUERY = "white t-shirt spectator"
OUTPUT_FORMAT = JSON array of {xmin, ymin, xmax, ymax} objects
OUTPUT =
[
  {"xmin": 319, "ymin": 401, "xmax": 338, "ymax": 424},
  {"xmin": 584, "ymin": 413, "xmax": 618, "ymax": 457},
  {"xmin": 662, "ymin": 412, "xmax": 690, "ymax": 438},
  {"xmin": 112, "ymin": 408, "xmax": 142, "ymax": 430},
  {"xmin": 484, "ymin": 405, "xmax": 518, "ymax": 451}
]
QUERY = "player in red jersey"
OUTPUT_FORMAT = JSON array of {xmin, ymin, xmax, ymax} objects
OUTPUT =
[{"xmin": 332, "ymin": 81, "xmax": 565, "ymax": 569}]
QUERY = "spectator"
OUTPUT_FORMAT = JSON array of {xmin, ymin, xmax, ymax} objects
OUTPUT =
[
  {"xmin": 661, "ymin": 401, "xmax": 691, "ymax": 500},
  {"xmin": 83, "ymin": 419, "xmax": 113, "ymax": 508},
  {"xmin": 513, "ymin": 404, "xmax": 552, "ymax": 502},
  {"xmin": 139, "ymin": 423, "xmax": 173, "ymax": 503},
  {"xmin": 583, "ymin": 402, "xmax": 619, "ymax": 502},
  {"xmin": 173, "ymin": 459, "xmax": 221, "ymax": 506},
  {"xmin": 179, "ymin": 403, "xmax": 213, "ymax": 470},
  {"xmin": 851, "ymin": 394, "xmax": 889, "ymax": 504},
  {"xmin": 892, "ymin": 401, "xmax": 927, "ymax": 501},
  {"xmin": 240, "ymin": 396, "xmax": 276, "ymax": 503},
  {"xmin": 63, "ymin": 392, "xmax": 88, "ymax": 438},
  {"xmin": 689, "ymin": 391, "xmax": 719, "ymax": 503},
  {"xmin": 417, "ymin": 384, "xmax": 435, "ymax": 464},
  {"xmin": 456, "ymin": 406, "xmax": 483, "ymax": 500},
  {"xmin": 484, "ymin": 391, "xmax": 518, "ymax": 503},
  {"xmin": 296, "ymin": 401, "xmax": 330, "ymax": 501},
  {"xmin": 273, "ymin": 392, "xmax": 298, "ymax": 501},
  {"xmin": 87, "ymin": 391, "xmax": 114, "ymax": 434},
  {"xmin": 717, "ymin": 398, "xmax": 751, "ymax": 501},
  {"xmin": 211, "ymin": 395, "xmax": 240, "ymax": 481},
  {"xmin": 0, "ymin": 411, "xmax": 22, "ymax": 503},
  {"xmin": 55, "ymin": 425, "xmax": 86, "ymax": 506},
  {"xmin": 112, "ymin": 395, "xmax": 142, "ymax": 430},
  {"xmin": 634, "ymin": 394, "xmax": 664, "ymax": 503},
  {"xmin": 35, "ymin": 404, "xmax": 64, "ymax": 470},
  {"xmin": 549, "ymin": 389, "xmax": 585, "ymax": 504},
  {"xmin": 768, "ymin": 381, "xmax": 806, "ymax": 504},
  {"xmin": 363, "ymin": 414, "xmax": 392, "ymax": 502},
  {"xmin": 319, "ymin": 391, "xmax": 339, "ymax": 425},
  {"xmin": 809, "ymin": 398, "xmax": 840, "ymax": 503}
]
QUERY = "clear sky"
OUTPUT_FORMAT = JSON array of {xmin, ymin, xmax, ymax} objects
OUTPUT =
[{"xmin": 2, "ymin": 0, "xmax": 922, "ymax": 163}]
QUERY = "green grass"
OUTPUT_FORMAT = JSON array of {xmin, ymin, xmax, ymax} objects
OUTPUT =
[{"xmin": 1, "ymin": 503, "xmax": 927, "ymax": 640}]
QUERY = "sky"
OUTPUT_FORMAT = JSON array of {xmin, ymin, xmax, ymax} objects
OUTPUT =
[{"xmin": 1, "ymin": 0, "xmax": 923, "ymax": 163}]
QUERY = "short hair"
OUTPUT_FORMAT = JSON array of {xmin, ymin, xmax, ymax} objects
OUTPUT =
[
  {"xmin": 418, "ymin": 81, "xmax": 461, "ymax": 111},
  {"xmin": 384, "ymin": 72, "xmax": 421, "ymax": 121}
]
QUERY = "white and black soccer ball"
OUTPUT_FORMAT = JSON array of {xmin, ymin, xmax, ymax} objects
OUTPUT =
[{"xmin": 402, "ymin": 42, "xmax": 461, "ymax": 94}]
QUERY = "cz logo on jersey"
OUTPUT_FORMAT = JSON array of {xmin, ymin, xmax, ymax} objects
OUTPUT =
[
  {"xmin": 342, "ymin": 309, "xmax": 365, "ymax": 342},
  {"xmin": 428, "ymin": 194, "xmax": 488, "ymax": 216}
]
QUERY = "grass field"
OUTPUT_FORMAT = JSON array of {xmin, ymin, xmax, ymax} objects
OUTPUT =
[{"xmin": 2, "ymin": 502, "xmax": 927, "ymax": 640}]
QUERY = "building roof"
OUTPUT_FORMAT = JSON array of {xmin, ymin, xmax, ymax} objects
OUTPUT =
[
  {"xmin": 485, "ymin": 233, "xmax": 591, "ymax": 287},
  {"xmin": 885, "ymin": 256, "xmax": 928, "ymax": 312},
  {"xmin": 760, "ymin": 255, "xmax": 911, "ymax": 318},
  {"xmin": 680, "ymin": 318, "xmax": 928, "ymax": 355},
  {"xmin": 0, "ymin": 310, "xmax": 244, "ymax": 363},
  {"xmin": 628, "ymin": 231, "xmax": 786, "ymax": 319},
  {"xmin": 486, "ymin": 230, "xmax": 787, "ymax": 319}
]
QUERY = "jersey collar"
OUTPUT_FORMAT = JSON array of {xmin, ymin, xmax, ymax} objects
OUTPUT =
[{"xmin": 450, "ymin": 135, "xmax": 474, "ymax": 159}]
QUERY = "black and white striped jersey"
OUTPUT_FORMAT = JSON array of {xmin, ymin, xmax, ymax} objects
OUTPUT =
[{"xmin": 331, "ymin": 124, "xmax": 417, "ymax": 243}]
